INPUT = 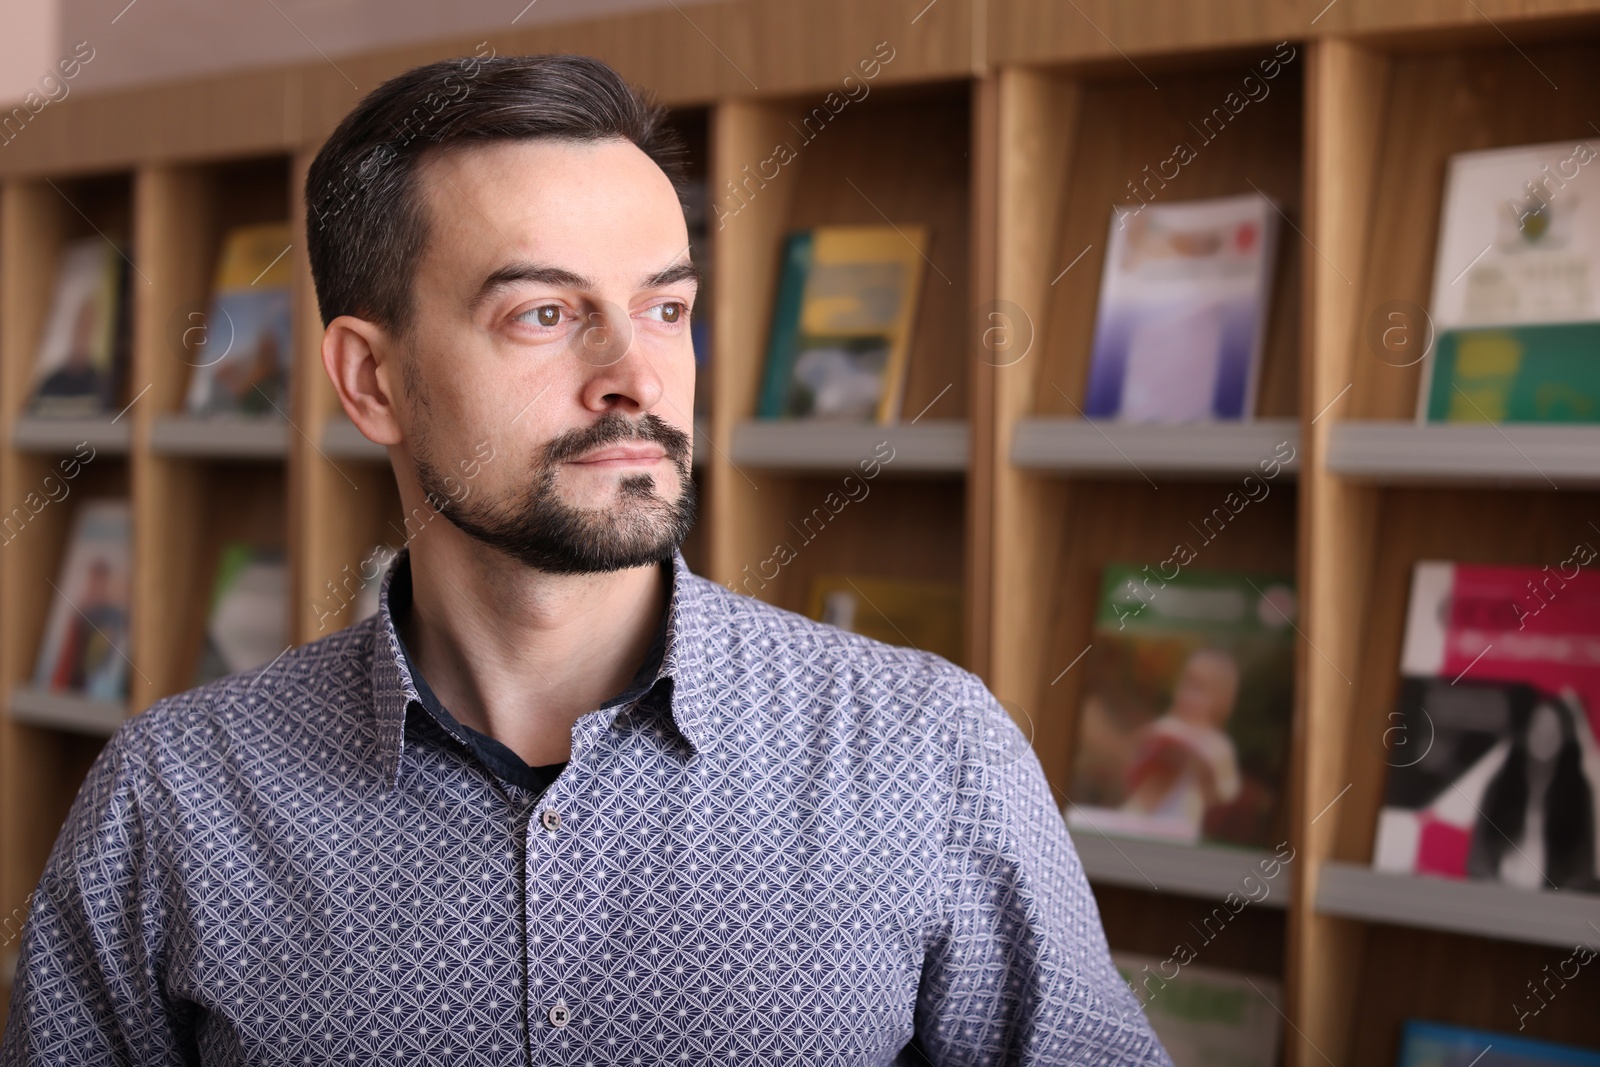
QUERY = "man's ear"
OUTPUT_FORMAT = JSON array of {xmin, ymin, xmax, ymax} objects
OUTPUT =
[{"xmin": 322, "ymin": 315, "xmax": 404, "ymax": 447}]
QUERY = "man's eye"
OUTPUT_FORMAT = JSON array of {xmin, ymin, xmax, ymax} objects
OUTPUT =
[
  {"xmin": 520, "ymin": 305, "xmax": 563, "ymax": 327},
  {"xmin": 654, "ymin": 302, "xmax": 686, "ymax": 324}
]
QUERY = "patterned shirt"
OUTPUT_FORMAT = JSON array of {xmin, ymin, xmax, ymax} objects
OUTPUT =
[{"xmin": 1, "ymin": 546, "xmax": 1171, "ymax": 1065}]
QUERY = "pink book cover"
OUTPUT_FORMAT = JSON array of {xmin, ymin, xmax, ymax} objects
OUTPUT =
[{"xmin": 1372, "ymin": 560, "xmax": 1600, "ymax": 892}]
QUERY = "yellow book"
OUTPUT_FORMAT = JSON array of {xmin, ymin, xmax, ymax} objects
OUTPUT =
[
  {"xmin": 758, "ymin": 224, "xmax": 929, "ymax": 423},
  {"xmin": 185, "ymin": 221, "xmax": 294, "ymax": 416},
  {"xmin": 807, "ymin": 574, "xmax": 962, "ymax": 667}
]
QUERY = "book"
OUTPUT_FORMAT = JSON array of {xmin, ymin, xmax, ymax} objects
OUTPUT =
[
  {"xmin": 1397, "ymin": 1020, "xmax": 1600, "ymax": 1066},
  {"xmin": 806, "ymin": 574, "xmax": 962, "ymax": 667},
  {"xmin": 185, "ymin": 222, "xmax": 294, "ymax": 417},
  {"xmin": 683, "ymin": 177, "xmax": 714, "ymax": 421},
  {"xmin": 1065, "ymin": 564, "xmax": 1297, "ymax": 849},
  {"xmin": 1084, "ymin": 193, "xmax": 1279, "ymax": 423},
  {"xmin": 1420, "ymin": 139, "xmax": 1600, "ymax": 423},
  {"xmin": 1372, "ymin": 561, "xmax": 1600, "ymax": 892},
  {"xmin": 1112, "ymin": 951, "xmax": 1282, "ymax": 1067},
  {"xmin": 193, "ymin": 543, "xmax": 289, "ymax": 685},
  {"xmin": 27, "ymin": 236, "xmax": 129, "ymax": 418},
  {"xmin": 32, "ymin": 499, "xmax": 133, "ymax": 702},
  {"xmin": 756, "ymin": 224, "xmax": 928, "ymax": 422}
]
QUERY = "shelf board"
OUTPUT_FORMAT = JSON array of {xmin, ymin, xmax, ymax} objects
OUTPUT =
[
  {"xmin": 322, "ymin": 414, "xmax": 711, "ymax": 470},
  {"xmin": 729, "ymin": 419, "xmax": 967, "ymax": 474},
  {"xmin": 151, "ymin": 416, "xmax": 289, "ymax": 460},
  {"xmin": 1316, "ymin": 861, "xmax": 1600, "ymax": 949},
  {"xmin": 1012, "ymin": 417, "xmax": 1300, "ymax": 479},
  {"xmin": 12, "ymin": 416, "xmax": 132, "ymax": 455},
  {"xmin": 8, "ymin": 685, "xmax": 125, "ymax": 737},
  {"xmin": 1069, "ymin": 829, "xmax": 1289, "ymax": 909},
  {"xmin": 1327, "ymin": 421, "xmax": 1600, "ymax": 488},
  {"xmin": 321, "ymin": 414, "xmax": 385, "ymax": 462}
]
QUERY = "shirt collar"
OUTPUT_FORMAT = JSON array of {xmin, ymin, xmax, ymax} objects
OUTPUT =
[{"xmin": 369, "ymin": 542, "xmax": 718, "ymax": 793}]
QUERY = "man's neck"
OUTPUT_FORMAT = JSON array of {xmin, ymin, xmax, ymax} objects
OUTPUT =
[{"xmin": 397, "ymin": 526, "xmax": 669, "ymax": 767}]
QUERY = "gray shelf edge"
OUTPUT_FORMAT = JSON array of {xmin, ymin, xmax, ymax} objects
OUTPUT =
[
  {"xmin": 12, "ymin": 417, "xmax": 132, "ymax": 455},
  {"xmin": 1326, "ymin": 420, "xmax": 1600, "ymax": 487},
  {"xmin": 729, "ymin": 419, "xmax": 968, "ymax": 473},
  {"xmin": 1012, "ymin": 417, "xmax": 1301, "ymax": 478},
  {"xmin": 320, "ymin": 415, "xmax": 387, "ymax": 462},
  {"xmin": 1069, "ymin": 830, "xmax": 1290, "ymax": 909},
  {"xmin": 1316, "ymin": 860, "xmax": 1600, "ymax": 948},
  {"xmin": 8, "ymin": 685, "xmax": 126, "ymax": 737},
  {"xmin": 151, "ymin": 416, "xmax": 289, "ymax": 459},
  {"xmin": 324, "ymin": 415, "xmax": 711, "ymax": 469}
]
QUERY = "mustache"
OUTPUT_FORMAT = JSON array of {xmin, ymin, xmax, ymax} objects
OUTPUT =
[{"xmin": 542, "ymin": 411, "xmax": 692, "ymax": 466}]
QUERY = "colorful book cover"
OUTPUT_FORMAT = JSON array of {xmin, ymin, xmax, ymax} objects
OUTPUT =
[
  {"xmin": 27, "ymin": 236, "xmax": 128, "ymax": 418},
  {"xmin": 1111, "ymin": 951, "xmax": 1282, "ymax": 1067},
  {"xmin": 1084, "ymin": 193, "xmax": 1279, "ymax": 423},
  {"xmin": 32, "ymin": 499, "xmax": 132, "ymax": 702},
  {"xmin": 807, "ymin": 574, "xmax": 963, "ymax": 667},
  {"xmin": 1397, "ymin": 1020, "xmax": 1600, "ymax": 1066},
  {"xmin": 193, "ymin": 543, "xmax": 288, "ymax": 685},
  {"xmin": 1421, "ymin": 139, "xmax": 1600, "ymax": 423},
  {"xmin": 756, "ymin": 224, "xmax": 928, "ymax": 423},
  {"xmin": 1372, "ymin": 562, "xmax": 1600, "ymax": 892},
  {"xmin": 1065, "ymin": 565, "xmax": 1297, "ymax": 848},
  {"xmin": 185, "ymin": 221, "xmax": 293, "ymax": 417}
]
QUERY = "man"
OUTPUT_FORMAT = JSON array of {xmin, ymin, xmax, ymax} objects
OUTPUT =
[{"xmin": 2, "ymin": 54, "xmax": 1170, "ymax": 1065}]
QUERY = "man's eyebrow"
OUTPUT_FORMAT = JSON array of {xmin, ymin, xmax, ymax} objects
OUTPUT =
[
  {"xmin": 644, "ymin": 260, "xmax": 702, "ymax": 291},
  {"xmin": 468, "ymin": 263, "xmax": 595, "ymax": 315},
  {"xmin": 467, "ymin": 260, "xmax": 702, "ymax": 314}
]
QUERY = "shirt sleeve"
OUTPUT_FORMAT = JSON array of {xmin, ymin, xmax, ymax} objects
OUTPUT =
[
  {"xmin": 908, "ymin": 672, "xmax": 1174, "ymax": 1066},
  {"xmin": 1, "ymin": 721, "xmax": 193, "ymax": 1066}
]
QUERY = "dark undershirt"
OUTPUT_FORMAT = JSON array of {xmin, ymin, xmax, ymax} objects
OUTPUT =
[{"xmin": 388, "ymin": 556, "xmax": 671, "ymax": 797}]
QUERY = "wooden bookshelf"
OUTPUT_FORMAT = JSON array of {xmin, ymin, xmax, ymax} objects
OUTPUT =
[
  {"xmin": 1297, "ymin": 25, "xmax": 1600, "ymax": 1066},
  {"xmin": 1, "ymin": 0, "xmax": 1600, "ymax": 1058}
]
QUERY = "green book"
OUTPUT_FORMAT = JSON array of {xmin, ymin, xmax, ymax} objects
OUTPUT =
[
  {"xmin": 755, "ymin": 230, "xmax": 814, "ymax": 418},
  {"xmin": 1421, "ymin": 323, "xmax": 1600, "ymax": 423}
]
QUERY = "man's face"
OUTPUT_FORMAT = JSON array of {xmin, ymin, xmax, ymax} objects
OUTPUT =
[{"xmin": 398, "ymin": 137, "xmax": 697, "ymax": 574}]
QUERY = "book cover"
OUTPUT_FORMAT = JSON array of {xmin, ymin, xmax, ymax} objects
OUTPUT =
[
  {"xmin": 194, "ymin": 543, "xmax": 288, "ymax": 685},
  {"xmin": 1421, "ymin": 139, "xmax": 1600, "ymax": 423},
  {"xmin": 185, "ymin": 221, "xmax": 294, "ymax": 417},
  {"xmin": 1372, "ymin": 562, "xmax": 1600, "ymax": 892},
  {"xmin": 1111, "ymin": 951, "xmax": 1282, "ymax": 1067},
  {"xmin": 1397, "ymin": 1019, "xmax": 1600, "ymax": 1066},
  {"xmin": 1065, "ymin": 565, "xmax": 1297, "ymax": 849},
  {"xmin": 757, "ymin": 224, "xmax": 928, "ymax": 423},
  {"xmin": 806, "ymin": 574, "xmax": 963, "ymax": 667},
  {"xmin": 27, "ymin": 236, "xmax": 128, "ymax": 418},
  {"xmin": 1084, "ymin": 194, "xmax": 1279, "ymax": 423},
  {"xmin": 32, "ymin": 498, "xmax": 132, "ymax": 702}
]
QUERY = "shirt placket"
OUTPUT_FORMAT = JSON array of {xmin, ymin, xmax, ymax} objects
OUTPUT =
[{"xmin": 524, "ymin": 715, "xmax": 613, "ymax": 1062}]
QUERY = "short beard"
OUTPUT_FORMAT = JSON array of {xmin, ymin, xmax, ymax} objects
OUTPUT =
[{"xmin": 413, "ymin": 409, "xmax": 696, "ymax": 575}]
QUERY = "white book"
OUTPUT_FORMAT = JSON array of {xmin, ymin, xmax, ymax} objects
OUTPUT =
[{"xmin": 1084, "ymin": 193, "xmax": 1279, "ymax": 423}]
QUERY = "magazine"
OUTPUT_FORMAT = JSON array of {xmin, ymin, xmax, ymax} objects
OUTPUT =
[
  {"xmin": 1065, "ymin": 564, "xmax": 1297, "ymax": 849},
  {"xmin": 32, "ymin": 499, "xmax": 133, "ymax": 702},
  {"xmin": 1420, "ymin": 139, "xmax": 1600, "ymax": 423},
  {"xmin": 1083, "ymin": 193, "xmax": 1279, "ymax": 423},
  {"xmin": 1396, "ymin": 1019, "xmax": 1600, "ymax": 1066},
  {"xmin": 193, "ymin": 543, "xmax": 289, "ymax": 685},
  {"xmin": 1372, "ymin": 561, "xmax": 1600, "ymax": 892},
  {"xmin": 756, "ymin": 224, "xmax": 929, "ymax": 423},
  {"xmin": 185, "ymin": 222, "xmax": 294, "ymax": 417},
  {"xmin": 806, "ymin": 574, "xmax": 963, "ymax": 667},
  {"xmin": 27, "ymin": 236, "xmax": 128, "ymax": 418},
  {"xmin": 1112, "ymin": 951, "xmax": 1282, "ymax": 1067}
]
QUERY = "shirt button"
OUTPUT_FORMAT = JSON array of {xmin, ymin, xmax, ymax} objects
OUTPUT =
[
  {"xmin": 548, "ymin": 1001, "xmax": 570, "ymax": 1028},
  {"xmin": 540, "ymin": 808, "xmax": 562, "ymax": 832}
]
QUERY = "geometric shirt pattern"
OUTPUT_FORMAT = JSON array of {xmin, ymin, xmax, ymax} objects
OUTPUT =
[{"xmin": 1, "ymin": 545, "xmax": 1172, "ymax": 1065}]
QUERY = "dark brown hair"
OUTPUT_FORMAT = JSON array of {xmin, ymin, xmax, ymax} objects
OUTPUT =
[{"xmin": 304, "ymin": 52, "xmax": 688, "ymax": 337}]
